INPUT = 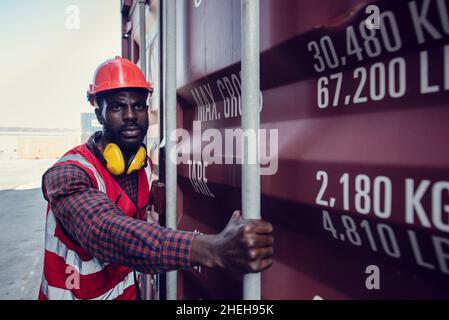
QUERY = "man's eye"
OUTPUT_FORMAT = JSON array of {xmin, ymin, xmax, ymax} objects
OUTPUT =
[
  {"xmin": 112, "ymin": 105, "xmax": 122, "ymax": 111},
  {"xmin": 135, "ymin": 104, "xmax": 147, "ymax": 111}
]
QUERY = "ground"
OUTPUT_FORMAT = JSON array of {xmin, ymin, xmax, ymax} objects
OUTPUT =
[{"xmin": 0, "ymin": 159, "xmax": 55, "ymax": 300}]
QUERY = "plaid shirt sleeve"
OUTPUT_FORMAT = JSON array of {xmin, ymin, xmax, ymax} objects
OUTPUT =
[{"xmin": 43, "ymin": 164, "xmax": 197, "ymax": 274}]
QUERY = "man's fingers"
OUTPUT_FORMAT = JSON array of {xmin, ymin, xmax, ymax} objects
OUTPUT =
[
  {"xmin": 248, "ymin": 247, "xmax": 273, "ymax": 261},
  {"xmin": 244, "ymin": 234, "xmax": 274, "ymax": 248},
  {"xmin": 248, "ymin": 258, "xmax": 273, "ymax": 273},
  {"xmin": 258, "ymin": 258, "xmax": 273, "ymax": 272},
  {"xmin": 232, "ymin": 210, "xmax": 241, "ymax": 220},
  {"xmin": 242, "ymin": 220, "xmax": 273, "ymax": 234}
]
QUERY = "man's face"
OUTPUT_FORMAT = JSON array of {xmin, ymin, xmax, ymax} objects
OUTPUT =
[{"xmin": 95, "ymin": 88, "xmax": 149, "ymax": 152}]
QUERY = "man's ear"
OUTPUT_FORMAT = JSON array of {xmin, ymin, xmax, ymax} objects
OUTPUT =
[{"xmin": 94, "ymin": 107, "xmax": 104, "ymax": 125}]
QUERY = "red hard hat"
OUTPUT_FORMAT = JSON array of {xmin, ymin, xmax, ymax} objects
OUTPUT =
[{"xmin": 87, "ymin": 56, "xmax": 153, "ymax": 106}]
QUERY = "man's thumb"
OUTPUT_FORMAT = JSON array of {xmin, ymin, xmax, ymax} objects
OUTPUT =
[{"xmin": 231, "ymin": 210, "xmax": 241, "ymax": 221}]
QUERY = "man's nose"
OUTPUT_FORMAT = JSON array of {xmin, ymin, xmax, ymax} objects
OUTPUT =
[{"xmin": 122, "ymin": 104, "xmax": 137, "ymax": 121}]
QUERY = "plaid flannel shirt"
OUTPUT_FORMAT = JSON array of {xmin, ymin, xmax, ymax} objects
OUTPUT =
[{"xmin": 42, "ymin": 149, "xmax": 196, "ymax": 274}]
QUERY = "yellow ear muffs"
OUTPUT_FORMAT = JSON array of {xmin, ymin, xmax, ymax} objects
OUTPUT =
[
  {"xmin": 102, "ymin": 143, "xmax": 146, "ymax": 176},
  {"xmin": 103, "ymin": 143, "xmax": 125, "ymax": 176},
  {"xmin": 126, "ymin": 146, "xmax": 147, "ymax": 174}
]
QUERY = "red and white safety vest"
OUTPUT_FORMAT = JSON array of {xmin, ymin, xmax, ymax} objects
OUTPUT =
[{"xmin": 38, "ymin": 143, "xmax": 152, "ymax": 300}]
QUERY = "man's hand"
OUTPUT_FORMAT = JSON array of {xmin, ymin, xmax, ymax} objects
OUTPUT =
[{"xmin": 190, "ymin": 211, "xmax": 274, "ymax": 273}]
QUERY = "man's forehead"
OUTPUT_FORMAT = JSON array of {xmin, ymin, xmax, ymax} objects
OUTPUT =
[{"xmin": 103, "ymin": 89, "xmax": 148, "ymax": 102}]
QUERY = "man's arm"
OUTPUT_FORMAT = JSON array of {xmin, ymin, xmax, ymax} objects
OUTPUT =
[
  {"xmin": 44, "ymin": 164, "xmax": 196, "ymax": 274},
  {"xmin": 45, "ymin": 165, "xmax": 274, "ymax": 275},
  {"xmin": 150, "ymin": 183, "xmax": 274, "ymax": 273}
]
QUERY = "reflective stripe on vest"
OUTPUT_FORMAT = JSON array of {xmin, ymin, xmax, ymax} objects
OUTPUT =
[
  {"xmin": 56, "ymin": 154, "xmax": 106, "ymax": 193},
  {"xmin": 45, "ymin": 210, "xmax": 108, "ymax": 275},
  {"xmin": 144, "ymin": 164, "xmax": 152, "ymax": 186},
  {"xmin": 41, "ymin": 271, "xmax": 135, "ymax": 300}
]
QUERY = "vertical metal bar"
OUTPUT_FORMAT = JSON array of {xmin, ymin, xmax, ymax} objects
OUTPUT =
[
  {"xmin": 158, "ymin": 0, "xmax": 167, "ymax": 300},
  {"xmin": 159, "ymin": 0, "xmax": 166, "ymax": 183},
  {"xmin": 150, "ymin": 0, "xmax": 163, "ymax": 301},
  {"xmin": 241, "ymin": 0, "xmax": 261, "ymax": 300},
  {"xmin": 138, "ymin": 0, "xmax": 147, "ymax": 76},
  {"xmin": 138, "ymin": 0, "xmax": 148, "ymax": 300},
  {"xmin": 165, "ymin": 0, "xmax": 178, "ymax": 301}
]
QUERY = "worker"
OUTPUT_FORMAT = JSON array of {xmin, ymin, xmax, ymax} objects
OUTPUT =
[{"xmin": 38, "ymin": 57, "xmax": 274, "ymax": 300}]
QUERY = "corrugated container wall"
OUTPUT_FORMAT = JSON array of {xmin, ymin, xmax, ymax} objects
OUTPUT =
[{"xmin": 122, "ymin": 0, "xmax": 449, "ymax": 299}]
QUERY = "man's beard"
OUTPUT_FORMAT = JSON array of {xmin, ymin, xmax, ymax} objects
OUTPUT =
[{"xmin": 103, "ymin": 122, "xmax": 147, "ymax": 152}]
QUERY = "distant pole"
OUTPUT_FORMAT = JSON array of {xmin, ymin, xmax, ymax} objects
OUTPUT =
[{"xmin": 138, "ymin": 0, "xmax": 147, "ymax": 76}]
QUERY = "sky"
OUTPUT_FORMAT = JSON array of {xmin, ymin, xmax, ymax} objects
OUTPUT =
[{"xmin": 0, "ymin": 0, "xmax": 121, "ymax": 130}]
